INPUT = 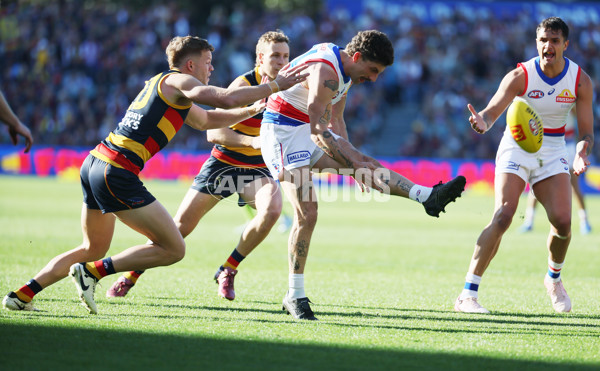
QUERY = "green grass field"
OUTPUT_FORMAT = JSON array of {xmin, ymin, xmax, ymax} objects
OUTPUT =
[{"xmin": 1, "ymin": 175, "xmax": 599, "ymax": 370}]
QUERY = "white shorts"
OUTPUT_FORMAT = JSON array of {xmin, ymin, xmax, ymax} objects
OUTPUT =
[
  {"xmin": 260, "ymin": 122, "xmax": 329, "ymax": 178},
  {"xmin": 495, "ymin": 133, "xmax": 570, "ymax": 186}
]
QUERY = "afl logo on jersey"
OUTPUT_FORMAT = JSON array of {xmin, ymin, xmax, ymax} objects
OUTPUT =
[{"xmin": 527, "ymin": 90, "xmax": 544, "ymax": 99}]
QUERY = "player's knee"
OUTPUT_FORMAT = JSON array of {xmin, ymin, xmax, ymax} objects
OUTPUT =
[
  {"xmin": 163, "ymin": 239, "xmax": 186, "ymax": 264},
  {"xmin": 261, "ymin": 206, "xmax": 282, "ymax": 226},
  {"xmin": 297, "ymin": 206, "xmax": 318, "ymax": 229},
  {"xmin": 492, "ymin": 205, "xmax": 516, "ymax": 231},
  {"xmin": 551, "ymin": 213, "xmax": 571, "ymax": 235}
]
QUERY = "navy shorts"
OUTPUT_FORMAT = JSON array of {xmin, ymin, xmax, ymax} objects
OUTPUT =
[
  {"xmin": 191, "ymin": 156, "xmax": 272, "ymax": 207},
  {"xmin": 80, "ymin": 154, "xmax": 156, "ymax": 213}
]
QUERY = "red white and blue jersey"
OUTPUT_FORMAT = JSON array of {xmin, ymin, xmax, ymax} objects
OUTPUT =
[
  {"xmin": 514, "ymin": 56, "xmax": 580, "ymax": 138},
  {"xmin": 263, "ymin": 43, "xmax": 352, "ymax": 127}
]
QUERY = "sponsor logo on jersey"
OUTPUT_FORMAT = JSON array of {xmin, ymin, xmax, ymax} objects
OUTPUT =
[
  {"xmin": 556, "ymin": 89, "xmax": 575, "ymax": 103},
  {"xmin": 527, "ymin": 90, "xmax": 544, "ymax": 99},
  {"xmin": 287, "ymin": 151, "xmax": 311, "ymax": 164},
  {"xmin": 560, "ymin": 158, "xmax": 568, "ymax": 165},
  {"xmin": 548, "ymin": 88, "xmax": 555, "ymax": 95}
]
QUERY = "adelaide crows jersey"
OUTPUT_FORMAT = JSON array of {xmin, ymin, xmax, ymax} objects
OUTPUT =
[
  {"xmin": 91, "ymin": 70, "xmax": 191, "ymax": 175},
  {"xmin": 210, "ymin": 67, "xmax": 266, "ymax": 168}
]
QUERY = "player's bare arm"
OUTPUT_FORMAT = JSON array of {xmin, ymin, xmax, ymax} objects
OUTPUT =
[
  {"xmin": 205, "ymin": 73, "xmax": 264, "ymax": 148},
  {"xmin": 184, "ymin": 102, "xmax": 265, "ymax": 131},
  {"xmin": 0, "ymin": 91, "xmax": 33, "ymax": 153},
  {"xmin": 573, "ymin": 70, "xmax": 594, "ymax": 175},
  {"xmin": 328, "ymin": 94, "xmax": 349, "ymax": 140},
  {"xmin": 307, "ymin": 65, "xmax": 363, "ymax": 169},
  {"xmin": 168, "ymin": 64, "xmax": 309, "ymax": 109},
  {"xmin": 468, "ymin": 68, "xmax": 525, "ymax": 134}
]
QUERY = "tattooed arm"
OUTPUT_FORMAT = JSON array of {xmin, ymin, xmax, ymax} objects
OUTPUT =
[
  {"xmin": 306, "ymin": 63, "xmax": 360, "ymax": 168},
  {"xmin": 329, "ymin": 94, "xmax": 349, "ymax": 140}
]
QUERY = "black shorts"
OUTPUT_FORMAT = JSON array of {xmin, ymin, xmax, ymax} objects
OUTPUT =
[
  {"xmin": 191, "ymin": 156, "xmax": 272, "ymax": 207},
  {"xmin": 80, "ymin": 154, "xmax": 156, "ymax": 213}
]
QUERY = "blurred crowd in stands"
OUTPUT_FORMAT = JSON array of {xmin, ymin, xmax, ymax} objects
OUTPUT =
[{"xmin": 1, "ymin": 1, "xmax": 598, "ymax": 160}]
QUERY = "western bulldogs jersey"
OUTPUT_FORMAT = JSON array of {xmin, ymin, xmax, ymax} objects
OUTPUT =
[
  {"xmin": 514, "ymin": 56, "xmax": 580, "ymax": 137},
  {"xmin": 91, "ymin": 70, "xmax": 191, "ymax": 175},
  {"xmin": 263, "ymin": 43, "xmax": 352, "ymax": 126}
]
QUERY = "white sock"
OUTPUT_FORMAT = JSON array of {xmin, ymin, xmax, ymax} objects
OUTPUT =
[
  {"xmin": 524, "ymin": 206, "xmax": 535, "ymax": 226},
  {"xmin": 547, "ymin": 258, "xmax": 564, "ymax": 283},
  {"xmin": 460, "ymin": 273, "xmax": 482, "ymax": 299},
  {"xmin": 578, "ymin": 209, "xmax": 588, "ymax": 222},
  {"xmin": 409, "ymin": 185, "xmax": 433, "ymax": 203},
  {"xmin": 288, "ymin": 273, "xmax": 305, "ymax": 299}
]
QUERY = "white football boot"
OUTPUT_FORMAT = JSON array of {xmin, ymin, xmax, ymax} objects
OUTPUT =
[{"xmin": 69, "ymin": 263, "xmax": 99, "ymax": 314}]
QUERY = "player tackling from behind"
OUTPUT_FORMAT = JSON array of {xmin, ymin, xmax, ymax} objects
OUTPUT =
[
  {"xmin": 105, "ymin": 30, "xmax": 293, "ymax": 301},
  {"xmin": 2, "ymin": 35, "xmax": 307, "ymax": 313},
  {"xmin": 455, "ymin": 17, "xmax": 594, "ymax": 314},
  {"xmin": 260, "ymin": 30, "xmax": 466, "ymax": 320}
]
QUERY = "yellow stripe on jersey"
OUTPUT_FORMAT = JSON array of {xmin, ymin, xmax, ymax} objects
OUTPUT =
[
  {"xmin": 157, "ymin": 115, "xmax": 177, "ymax": 141},
  {"xmin": 89, "ymin": 149, "xmax": 125, "ymax": 170},
  {"xmin": 157, "ymin": 73, "xmax": 193, "ymax": 110},
  {"xmin": 223, "ymin": 146, "xmax": 261, "ymax": 157},
  {"xmin": 107, "ymin": 133, "xmax": 152, "ymax": 163},
  {"xmin": 229, "ymin": 123, "xmax": 260, "ymax": 136}
]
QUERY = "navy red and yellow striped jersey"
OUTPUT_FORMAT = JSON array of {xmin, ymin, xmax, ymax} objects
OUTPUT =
[
  {"xmin": 91, "ymin": 70, "xmax": 191, "ymax": 175},
  {"xmin": 211, "ymin": 67, "xmax": 266, "ymax": 168}
]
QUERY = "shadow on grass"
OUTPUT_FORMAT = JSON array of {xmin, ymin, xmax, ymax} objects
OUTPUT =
[{"xmin": 0, "ymin": 322, "xmax": 597, "ymax": 371}]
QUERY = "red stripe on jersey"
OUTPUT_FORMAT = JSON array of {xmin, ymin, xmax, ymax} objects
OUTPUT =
[
  {"xmin": 94, "ymin": 143, "xmax": 141, "ymax": 175},
  {"xmin": 94, "ymin": 260, "xmax": 108, "ymax": 277},
  {"xmin": 267, "ymin": 95, "xmax": 309, "ymax": 123},
  {"xmin": 144, "ymin": 136, "xmax": 161, "ymax": 156},
  {"xmin": 575, "ymin": 66, "xmax": 581, "ymax": 97},
  {"xmin": 239, "ymin": 117, "xmax": 262, "ymax": 128},
  {"xmin": 164, "ymin": 107, "xmax": 184, "ymax": 132},
  {"xmin": 304, "ymin": 58, "xmax": 337, "ymax": 76},
  {"xmin": 517, "ymin": 63, "xmax": 528, "ymax": 96},
  {"xmin": 544, "ymin": 125, "xmax": 566, "ymax": 134},
  {"xmin": 211, "ymin": 147, "xmax": 266, "ymax": 168}
]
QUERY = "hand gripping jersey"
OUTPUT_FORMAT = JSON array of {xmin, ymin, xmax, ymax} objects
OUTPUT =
[
  {"xmin": 90, "ymin": 70, "xmax": 191, "ymax": 175},
  {"xmin": 210, "ymin": 67, "xmax": 267, "ymax": 168},
  {"xmin": 263, "ymin": 43, "xmax": 352, "ymax": 127},
  {"xmin": 513, "ymin": 56, "xmax": 580, "ymax": 140}
]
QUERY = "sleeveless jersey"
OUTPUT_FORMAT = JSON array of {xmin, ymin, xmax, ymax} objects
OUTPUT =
[
  {"xmin": 513, "ymin": 56, "xmax": 580, "ymax": 137},
  {"xmin": 263, "ymin": 43, "xmax": 352, "ymax": 126},
  {"xmin": 210, "ymin": 67, "xmax": 266, "ymax": 168},
  {"xmin": 91, "ymin": 70, "xmax": 191, "ymax": 175}
]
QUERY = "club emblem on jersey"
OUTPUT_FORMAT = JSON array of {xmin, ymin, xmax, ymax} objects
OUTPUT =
[
  {"xmin": 556, "ymin": 89, "xmax": 575, "ymax": 103},
  {"xmin": 527, "ymin": 90, "xmax": 544, "ymax": 99}
]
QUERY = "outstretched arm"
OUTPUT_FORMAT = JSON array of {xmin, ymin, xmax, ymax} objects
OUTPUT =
[
  {"xmin": 184, "ymin": 102, "xmax": 265, "ymax": 131},
  {"xmin": 172, "ymin": 64, "xmax": 309, "ymax": 109},
  {"xmin": 468, "ymin": 67, "xmax": 525, "ymax": 134},
  {"xmin": 206, "ymin": 128, "xmax": 260, "ymax": 149},
  {"xmin": 573, "ymin": 70, "xmax": 594, "ymax": 176},
  {"xmin": 0, "ymin": 90, "xmax": 33, "ymax": 153}
]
